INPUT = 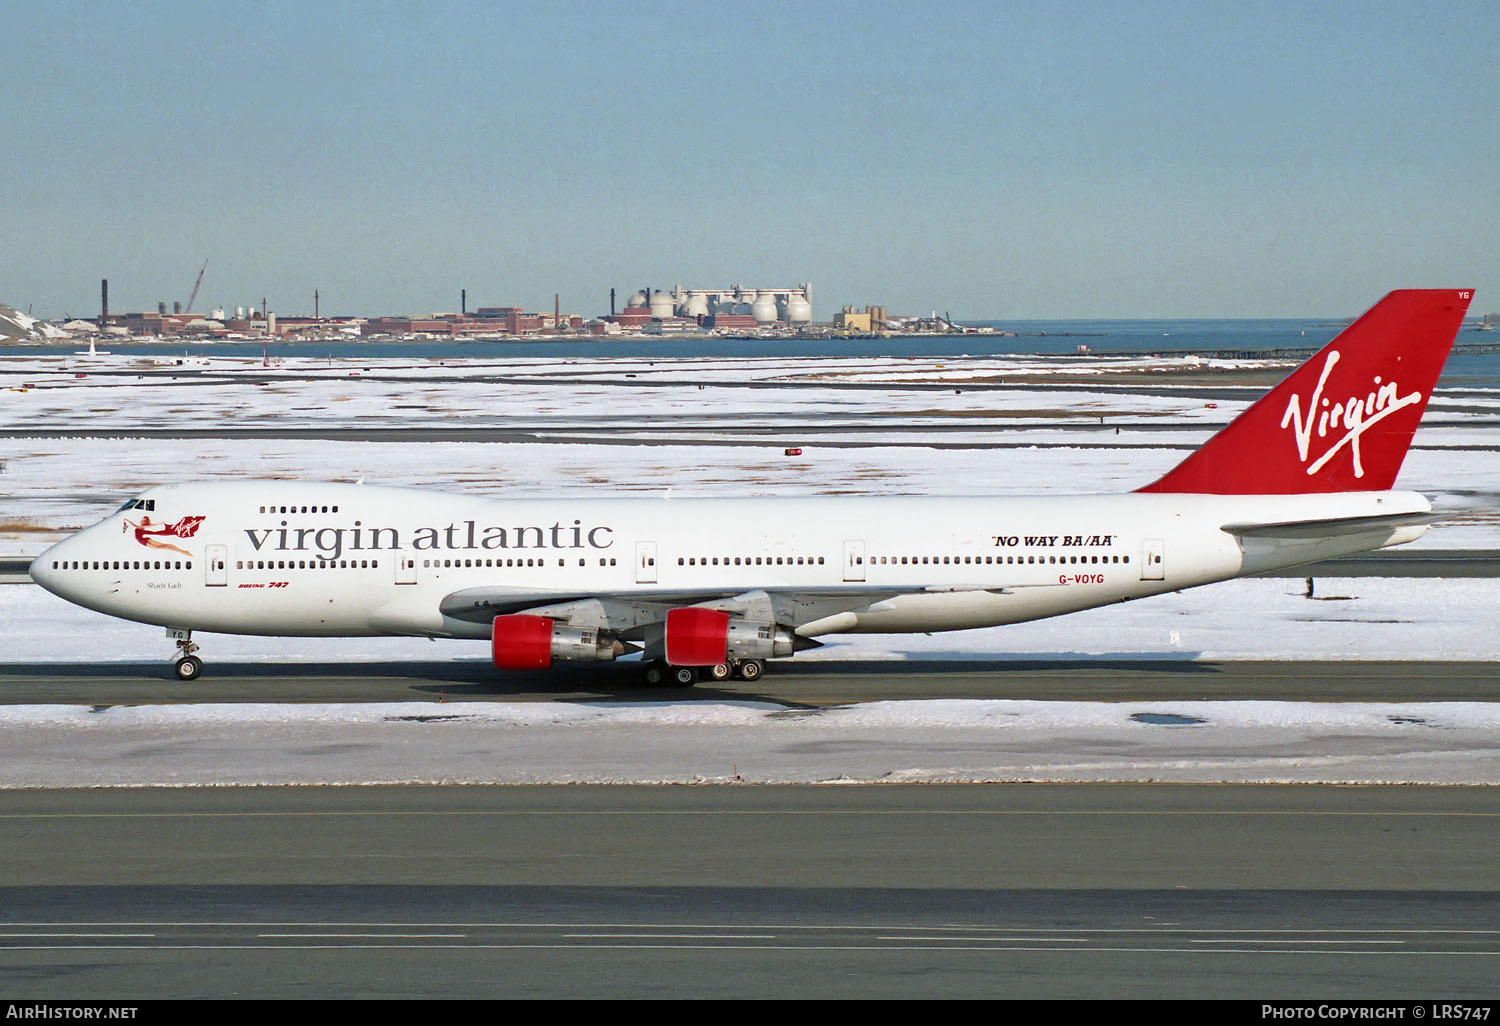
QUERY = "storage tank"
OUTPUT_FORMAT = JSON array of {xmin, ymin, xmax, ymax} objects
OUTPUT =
[
  {"xmin": 682, "ymin": 293, "xmax": 710, "ymax": 318},
  {"xmin": 752, "ymin": 292, "xmax": 779, "ymax": 325},
  {"xmin": 784, "ymin": 293, "xmax": 813, "ymax": 324},
  {"xmin": 649, "ymin": 291, "xmax": 675, "ymax": 318},
  {"xmin": 626, "ymin": 291, "xmax": 648, "ymax": 309}
]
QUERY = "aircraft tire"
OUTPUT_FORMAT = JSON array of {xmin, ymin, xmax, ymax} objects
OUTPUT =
[
  {"xmin": 174, "ymin": 656, "xmax": 204, "ymax": 681},
  {"xmin": 737, "ymin": 659, "xmax": 765, "ymax": 682},
  {"xmin": 669, "ymin": 666, "xmax": 697, "ymax": 687},
  {"xmin": 707, "ymin": 662, "xmax": 733, "ymax": 682}
]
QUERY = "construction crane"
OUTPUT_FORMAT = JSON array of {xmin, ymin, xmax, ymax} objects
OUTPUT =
[{"xmin": 184, "ymin": 259, "xmax": 208, "ymax": 315}]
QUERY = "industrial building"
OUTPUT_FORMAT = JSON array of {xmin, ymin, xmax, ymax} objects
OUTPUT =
[
  {"xmin": 610, "ymin": 284, "xmax": 814, "ymax": 332},
  {"xmin": 58, "ymin": 277, "xmax": 978, "ymax": 342},
  {"xmin": 832, "ymin": 305, "xmax": 889, "ymax": 334},
  {"xmin": 360, "ymin": 301, "xmax": 586, "ymax": 338}
]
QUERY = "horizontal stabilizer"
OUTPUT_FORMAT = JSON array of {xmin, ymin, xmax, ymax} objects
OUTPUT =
[{"xmin": 1220, "ymin": 511, "xmax": 1438, "ymax": 539}]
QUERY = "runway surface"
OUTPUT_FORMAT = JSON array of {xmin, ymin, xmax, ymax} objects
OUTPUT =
[
  {"xmin": 1, "ymin": 658, "xmax": 1497, "ymax": 704},
  {"xmin": 0, "ymin": 784, "xmax": 1494, "ymax": 999}
]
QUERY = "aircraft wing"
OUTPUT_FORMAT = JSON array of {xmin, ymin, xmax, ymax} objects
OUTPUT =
[{"xmin": 439, "ymin": 584, "xmax": 915, "ymax": 636}]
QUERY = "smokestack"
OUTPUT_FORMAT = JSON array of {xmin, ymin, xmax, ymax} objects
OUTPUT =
[
  {"xmin": 555, "ymin": 293, "xmax": 560, "ymax": 332},
  {"xmin": 461, "ymin": 289, "xmax": 466, "ymax": 316},
  {"xmin": 315, "ymin": 289, "xmax": 320, "ymax": 322},
  {"xmin": 100, "ymin": 279, "xmax": 108, "ymax": 332},
  {"xmin": 173, "ymin": 301, "xmax": 181, "ymax": 315},
  {"xmin": 610, "ymin": 287, "xmax": 616, "ymax": 316}
]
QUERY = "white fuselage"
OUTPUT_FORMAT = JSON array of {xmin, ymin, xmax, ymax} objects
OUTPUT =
[{"xmin": 31, "ymin": 480, "xmax": 1430, "ymax": 644}]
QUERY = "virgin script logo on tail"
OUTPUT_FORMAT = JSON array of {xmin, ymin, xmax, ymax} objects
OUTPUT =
[{"xmin": 1278, "ymin": 350, "xmax": 1424, "ymax": 478}]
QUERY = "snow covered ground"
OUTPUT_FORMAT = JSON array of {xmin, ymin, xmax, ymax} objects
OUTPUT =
[
  {"xmin": 4, "ymin": 353, "xmax": 1498, "ymax": 547},
  {"xmin": 2, "ymin": 353, "xmax": 1496, "ymax": 788},
  {"xmin": 1, "ymin": 696, "xmax": 1497, "ymax": 788},
  {"xmin": 4, "ymin": 351, "xmax": 1497, "ymax": 435},
  {"xmin": 5, "ymin": 435, "xmax": 1498, "ymax": 548},
  {"xmin": 1, "ymin": 574, "xmax": 1496, "ymax": 788}
]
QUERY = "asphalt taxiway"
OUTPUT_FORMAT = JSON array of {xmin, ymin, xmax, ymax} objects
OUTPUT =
[
  {"xmin": 0, "ymin": 657, "xmax": 1496, "ymax": 704},
  {"xmin": 0, "ymin": 783, "xmax": 1496, "ymax": 999}
]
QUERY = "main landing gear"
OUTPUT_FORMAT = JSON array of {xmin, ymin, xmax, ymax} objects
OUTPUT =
[
  {"xmin": 171, "ymin": 632, "xmax": 204, "ymax": 681},
  {"xmin": 642, "ymin": 658, "xmax": 766, "ymax": 687}
]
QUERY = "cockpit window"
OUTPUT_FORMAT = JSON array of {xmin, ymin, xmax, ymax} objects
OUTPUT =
[{"xmin": 117, "ymin": 498, "xmax": 156, "ymax": 512}]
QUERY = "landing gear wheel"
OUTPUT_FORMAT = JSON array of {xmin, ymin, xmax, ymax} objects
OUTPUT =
[
  {"xmin": 670, "ymin": 665, "xmax": 698, "ymax": 687},
  {"xmin": 737, "ymin": 659, "xmax": 766, "ymax": 682},
  {"xmin": 706, "ymin": 662, "xmax": 733, "ymax": 682},
  {"xmin": 643, "ymin": 662, "xmax": 667, "ymax": 686},
  {"xmin": 170, "ymin": 632, "xmax": 203, "ymax": 681}
]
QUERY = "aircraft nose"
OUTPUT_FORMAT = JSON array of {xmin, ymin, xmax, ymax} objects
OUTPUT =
[{"xmin": 30, "ymin": 540, "xmax": 70, "ymax": 597}]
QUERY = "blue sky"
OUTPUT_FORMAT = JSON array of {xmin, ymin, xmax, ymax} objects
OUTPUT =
[{"xmin": 8, "ymin": 0, "xmax": 1498, "ymax": 319}]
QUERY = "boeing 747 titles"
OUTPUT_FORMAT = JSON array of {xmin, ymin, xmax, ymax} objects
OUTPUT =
[{"xmin": 32, "ymin": 289, "xmax": 1473, "ymax": 683}]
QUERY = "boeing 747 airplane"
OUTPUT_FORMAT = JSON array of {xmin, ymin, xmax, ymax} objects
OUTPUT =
[{"xmin": 31, "ymin": 289, "xmax": 1473, "ymax": 683}]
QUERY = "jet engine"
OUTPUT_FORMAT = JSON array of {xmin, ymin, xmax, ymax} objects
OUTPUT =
[
  {"xmin": 491, "ymin": 614, "xmax": 623, "ymax": 670},
  {"xmin": 664, "ymin": 607, "xmax": 796, "ymax": 666}
]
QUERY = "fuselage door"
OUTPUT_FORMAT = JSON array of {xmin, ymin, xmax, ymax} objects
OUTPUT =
[
  {"xmin": 636, "ymin": 541, "xmax": 658, "ymax": 584},
  {"xmin": 1140, "ymin": 538, "xmax": 1165, "ymax": 581},
  {"xmin": 842, "ymin": 539, "xmax": 866, "ymax": 582},
  {"xmin": 205, "ymin": 544, "xmax": 228, "ymax": 587},
  {"xmin": 395, "ymin": 551, "xmax": 417, "ymax": 585}
]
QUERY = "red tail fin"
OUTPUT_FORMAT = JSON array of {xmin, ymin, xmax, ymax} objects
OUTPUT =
[{"xmin": 1137, "ymin": 289, "xmax": 1473, "ymax": 494}]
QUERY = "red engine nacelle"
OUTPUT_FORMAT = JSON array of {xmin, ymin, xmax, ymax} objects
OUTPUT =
[
  {"xmin": 492, "ymin": 614, "xmax": 556, "ymax": 670},
  {"xmin": 664, "ymin": 608, "xmax": 796, "ymax": 666},
  {"xmin": 664, "ymin": 607, "xmax": 730, "ymax": 666},
  {"xmin": 492, "ymin": 614, "xmax": 620, "ymax": 670}
]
